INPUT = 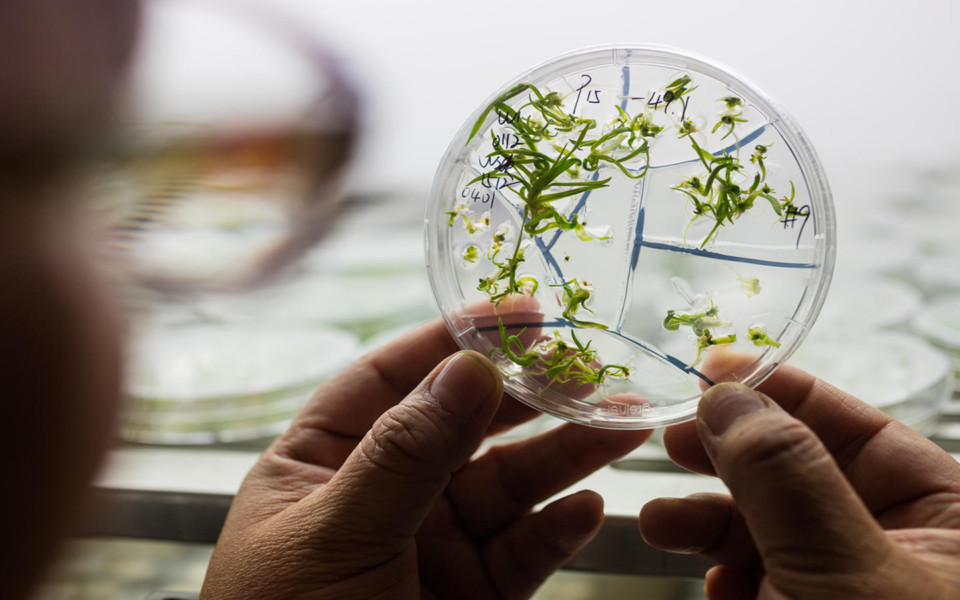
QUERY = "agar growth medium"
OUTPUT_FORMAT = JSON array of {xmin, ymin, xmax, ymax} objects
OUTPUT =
[{"xmin": 425, "ymin": 46, "xmax": 835, "ymax": 428}]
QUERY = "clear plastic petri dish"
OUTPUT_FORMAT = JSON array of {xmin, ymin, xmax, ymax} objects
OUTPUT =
[{"xmin": 425, "ymin": 45, "xmax": 836, "ymax": 428}]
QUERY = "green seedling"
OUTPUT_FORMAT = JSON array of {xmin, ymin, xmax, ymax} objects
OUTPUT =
[
  {"xmin": 458, "ymin": 81, "xmax": 660, "ymax": 314},
  {"xmin": 456, "ymin": 76, "xmax": 798, "ymax": 388},
  {"xmin": 444, "ymin": 204, "xmax": 464, "ymax": 227},
  {"xmin": 540, "ymin": 330, "xmax": 630, "ymax": 386},
  {"xmin": 664, "ymin": 74, "xmax": 697, "ymax": 104},
  {"xmin": 677, "ymin": 118, "xmax": 699, "ymax": 138},
  {"xmin": 494, "ymin": 318, "xmax": 539, "ymax": 367},
  {"xmin": 750, "ymin": 144, "xmax": 769, "ymax": 180},
  {"xmin": 739, "ymin": 276, "xmax": 761, "ymax": 297},
  {"xmin": 725, "ymin": 266, "xmax": 761, "ymax": 297},
  {"xmin": 445, "ymin": 203, "xmax": 490, "ymax": 235},
  {"xmin": 494, "ymin": 320, "xmax": 629, "ymax": 387},
  {"xmin": 779, "ymin": 181, "xmax": 797, "ymax": 212},
  {"xmin": 663, "ymin": 304, "xmax": 725, "ymax": 336},
  {"xmin": 713, "ymin": 96, "xmax": 746, "ymax": 140},
  {"xmin": 720, "ymin": 96, "xmax": 743, "ymax": 109},
  {"xmin": 748, "ymin": 326, "xmax": 781, "ymax": 348},
  {"xmin": 478, "ymin": 246, "xmax": 538, "ymax": 304},
  {"xmin": 713, "ymin": 113, "xmax": 747, "ymax": 138},
  {"xmin": 462, "ymin": 244, "xmax": 480, "ymax": 263},
  {"xmin": 553, "ymin": 279, "xmax": 607, "ymax": 329},
  {"xmin": 694, "ymin": 329, "xmax": 737, "ymax": 365},
  {"xmin": 486, "ymin": 223, "xmax": 510, "ymax": 260},
  {"xmin": 676, "ymin": 133, "xmax": 796, "ymax": 247},
  {"xmin": 664, "ymin": 304, "xmax": 737, "ymax": 364}
]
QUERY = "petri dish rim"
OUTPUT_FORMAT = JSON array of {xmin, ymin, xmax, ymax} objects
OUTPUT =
[{"xmin": 426, "ymin": 43, "xmax": 836, "ymax": 429}]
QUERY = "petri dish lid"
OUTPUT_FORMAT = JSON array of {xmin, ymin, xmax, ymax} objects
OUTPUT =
[{"xmin": 425, "ymin": 45, "xmax": 836, "ymax": 429}]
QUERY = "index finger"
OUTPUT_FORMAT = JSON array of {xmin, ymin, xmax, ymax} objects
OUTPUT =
[{"xmin": 662, "ymin": 351, "xmax": 960, "ymax": 524}]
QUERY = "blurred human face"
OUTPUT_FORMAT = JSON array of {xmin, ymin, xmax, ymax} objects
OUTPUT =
[{"xmin": 0, "ymin": 1, "xmax": 139, "ymax": 597}]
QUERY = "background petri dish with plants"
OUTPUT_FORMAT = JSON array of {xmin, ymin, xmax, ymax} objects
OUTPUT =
[{"xmin": 425, "ymin": 45, "xmax": 835, "ymax": 429}]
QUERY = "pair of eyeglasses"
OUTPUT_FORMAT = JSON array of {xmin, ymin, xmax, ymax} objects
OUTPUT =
[{"xmin": 87, "ymin": 0, "xmax": 360, "ymax": 297}]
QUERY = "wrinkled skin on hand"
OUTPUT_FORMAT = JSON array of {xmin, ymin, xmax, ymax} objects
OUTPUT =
[
  {"xmin": 640, "ymin": 352, "xmax": 960, "ymax": 600},
  {"xmin": 202, "ymin": 299, "xmax": 650, "ymax": 599}
]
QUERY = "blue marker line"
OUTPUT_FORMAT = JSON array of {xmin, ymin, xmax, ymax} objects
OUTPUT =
[
  {"xmin": 636, "ymin": 240, "xmax": 818, "ymax": 269},
  {"xmin": 544, "ymin": 170, "xmax": 601, "ymax": 252},
  {"xmin": 534, "ymin": 235, "xmax": 566, "ymax": 280},
  {"xmin": 603, "ymin": 328, "xmax": 715, "ymax": 386},
  {"xmin": 544, "ymin": 63, "xmax": 634, "ymax": 253},
  {"xmin": 629, "ymin": 203, "xmax": 646, "ymax": 271},
  {"xmin": 575, "ymin": 124, "xmax": 769, "ymax": 181},
  {"xmin": 476, "ymin": 319, "xmax": 568, "ymax": 332},
  {"xmin": 718, "ymin": 126, "xmax": 767, "ymax": 157},
  {"xmin": 547, "ymin": 96, "xmax": 768, "ymax": 257},
  {"xmin": 619, "ymin": 63, "xmax": 631, "ymax": 111},
  {"xmin": 497, "ymin": 191, "xmax": 567, "ymax": 281},
  {"xmin": 645, "ymin": 125, "xmax": 769, "ymax": 173},
  {"xmin": 477, "ymin": 317, "xmax": 714, "ymax": 386}
]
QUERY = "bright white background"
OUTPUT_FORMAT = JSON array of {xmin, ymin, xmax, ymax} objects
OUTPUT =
[{"xmin": 266, "ymin": 0, "xmax": 960, "ymax": 204}]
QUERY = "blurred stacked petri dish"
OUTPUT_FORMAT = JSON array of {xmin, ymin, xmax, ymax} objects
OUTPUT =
[
  {"xmin": 814, "ymin": 276, "xmax": 923, "ymax": 333},
  {"xmin": 796, "ymin": 160, "xmax": 959, "ymax": 435},
  {"xmin": 790, "ymin": 331, "xmax": 951, "ymax": 435},
  {"xmin": 196, "ymin": 199, "xmax": 437, "ymax": 339},
  {"xmin": 300, "ymin": 226, "xmax": 427, "ymax": 278},
  {"xmin": 198, "ymin": 272, "xmax": 434, "ymax": 340},
  {"xmin": 913, "ymin": 296, "xmax": 960, "ymax": 393},
  {"xmin": 121, "ymin": 219, "xmax": 436, "ymax": 444},
  {"xmin": 101, "ymin": 0, "xmax": 373, "ymax": 445},
  {"xmin": 843, "ymin": 165, "xmax": 960, "ymax": 298},
  {"xmin": 793, "ymin": 274, "xmax": 952, "ymax": 435},
  {"xmin": 123, "ymin": 322, "xmax": 359, "ymax": 444},
  {"xmin": 912, "ymin": 255, "xmax": 960, "ymax": 299}
]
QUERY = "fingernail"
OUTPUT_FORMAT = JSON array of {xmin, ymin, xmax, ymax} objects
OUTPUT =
[
  {"xmin": 699, "ymin": 382, "xmax": 767, "ymax": 436},
  {"xmin": 430, "ymin": 351, "xmax": 499, "ymax": 417}
]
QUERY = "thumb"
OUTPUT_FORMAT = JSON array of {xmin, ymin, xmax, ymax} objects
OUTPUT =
[
  {"xmin": 315, "ymin": 350, "xmax": 502, "ymax": 545},
  {"xmin": 696, "ymin": 382, "xmax": 892, "ymax": 575}
]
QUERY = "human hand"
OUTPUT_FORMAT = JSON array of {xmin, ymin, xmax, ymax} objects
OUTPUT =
[
  {"xmin": 201, "ymin": 309, "xmax": 650, "ymax": 599},
  {"xmin": 640, "ymin": 353, "xmax": 960, "ymax": 599}
]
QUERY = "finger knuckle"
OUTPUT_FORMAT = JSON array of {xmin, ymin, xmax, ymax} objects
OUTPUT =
[
  {"xmin": 723, "ymin": 415, "xmax": 825, "ymax": 476},
  {"xmin": 360, "ymin": 402, "xmax": 448, "ymax": 478}
]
